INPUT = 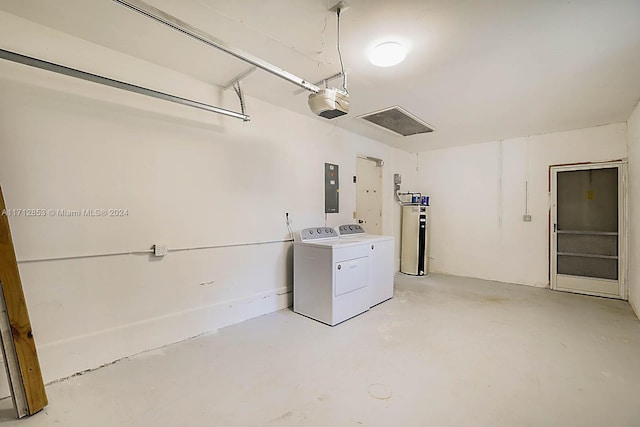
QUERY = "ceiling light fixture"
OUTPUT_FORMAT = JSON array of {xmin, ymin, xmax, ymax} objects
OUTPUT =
[{"xmin": 369, "ymin": 42, "xmax": 407, "ymax": 67}]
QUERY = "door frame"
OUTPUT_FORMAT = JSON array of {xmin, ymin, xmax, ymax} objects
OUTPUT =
[{"xmin": 549, "ymin": 160, "xmax": 628, "ymax": 300}]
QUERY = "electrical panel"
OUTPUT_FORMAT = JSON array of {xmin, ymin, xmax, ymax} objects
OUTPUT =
[{"xmin": 325, "ymin": 163, "xmax": 339, "ymax": 213}]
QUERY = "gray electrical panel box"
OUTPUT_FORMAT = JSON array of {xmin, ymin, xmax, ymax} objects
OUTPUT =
[{"xmin": 325, "ymin": 163, "xmax": 339, "ymax": 213}]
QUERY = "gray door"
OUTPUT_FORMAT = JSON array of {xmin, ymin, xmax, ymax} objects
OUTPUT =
[{"xmin": 551, "ymin": 164, "xmax": 625, "ymax": 298}]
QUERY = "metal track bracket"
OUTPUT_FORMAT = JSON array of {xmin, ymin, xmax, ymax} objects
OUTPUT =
[
  {"xmin": 0, "ymin": 49, "xmax": 250, "ymax": 121},
  {"xmin": 113, "ymin": 0, "xmax": 320, "ymax": 94}
]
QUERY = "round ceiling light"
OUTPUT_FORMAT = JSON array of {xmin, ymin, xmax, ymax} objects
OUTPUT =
[{"xmin": 369, "ymin": 42, "xmax": 407, "ymax": 67}]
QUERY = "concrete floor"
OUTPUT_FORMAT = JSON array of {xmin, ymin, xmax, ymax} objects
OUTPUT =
[{"xmin": 2, "ymin": 274, "xmax": 640, "ymax": 426}]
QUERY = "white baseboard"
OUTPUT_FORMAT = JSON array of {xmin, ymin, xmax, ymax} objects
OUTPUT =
[
  {"xmin": 630, "ymin": 297, "xmax": 640, "ymax": 321},
  {"xmin": 29, "ymin": 287, "xmax": 291, "ymax": 389}
]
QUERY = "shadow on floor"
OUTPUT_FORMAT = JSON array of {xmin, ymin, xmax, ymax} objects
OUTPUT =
[{"xmin": 0, "ymin": 406, "xmax": 17, "ymax": 423}]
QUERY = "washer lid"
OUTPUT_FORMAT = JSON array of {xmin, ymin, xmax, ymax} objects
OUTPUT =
[
  {"xmin": 337, "ymin": 224, "xmax": 393, "ymax": 242},
  {"xmin": 295, "ymin": 238, "xmax": 370, "ymax": 248}
]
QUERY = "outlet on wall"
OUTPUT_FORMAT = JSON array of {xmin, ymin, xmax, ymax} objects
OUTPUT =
[{"xmin": 522, "ymin": 215, "xmax": 532, "ymax": 222}]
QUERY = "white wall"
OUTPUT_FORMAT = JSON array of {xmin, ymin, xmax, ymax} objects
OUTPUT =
[
  {"xmin": 0, "ymin": 12, "xmax": 409, "ymax": 388},
  {"xmin": 415, "ymin": 123, "xmax": 628, "ymax": 287},
  {"xmin": 628, "ymin": 100, "xmax": 640, "ymax": 319}
]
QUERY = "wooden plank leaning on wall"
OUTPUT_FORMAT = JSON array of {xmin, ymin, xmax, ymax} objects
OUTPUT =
[{"xmin": 0, "ymin": 186, "xmax": 47, "ymax": 416}]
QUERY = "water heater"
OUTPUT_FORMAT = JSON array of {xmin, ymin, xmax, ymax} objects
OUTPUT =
[{"xmin": 400, "ymin": 205, "xmax": 429, "ymax": 275}]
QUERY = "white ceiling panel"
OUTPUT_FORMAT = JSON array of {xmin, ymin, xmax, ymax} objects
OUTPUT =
[{"xmin": 1, "ymin": 0, "xmax": 639, "ymax": 152}]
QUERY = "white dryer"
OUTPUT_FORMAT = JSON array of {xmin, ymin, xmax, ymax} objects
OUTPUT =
[
  {"xmin": 337, "ymin": 224, "xmax": 395, "ymax": 307},
  {"xmin": 293, "ymin": 227, "xmax": 371, "ymax": 326}
]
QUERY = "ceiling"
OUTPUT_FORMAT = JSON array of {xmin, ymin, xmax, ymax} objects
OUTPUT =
[{"xmin": 2, "ymin": 0, "xmax": 640, "ymax": 152}]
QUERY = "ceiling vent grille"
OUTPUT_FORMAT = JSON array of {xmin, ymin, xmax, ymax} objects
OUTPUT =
[{"xmin": 358, "ymin": 106, "xmax": 434, "ymax": 136}]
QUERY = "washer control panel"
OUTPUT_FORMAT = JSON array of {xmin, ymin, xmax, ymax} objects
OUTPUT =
[
  {"xmin": 337, "ymin": 224, "xmax": 366, "ymax": 236},
  {"xmin": 299, "ymin": 227, "xmax": 338, "ymax": 241}
]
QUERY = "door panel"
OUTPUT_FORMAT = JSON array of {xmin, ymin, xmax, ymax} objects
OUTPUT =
[
  {"xmin": 557, "ymin": 255, "xmax": 617, "ymax": 280},
  {"xmin": 557, "ymin": 233, "xmax": 617, "ymax": 256},
  {"xmin": 556, "ymin": 275, "xmax": 620, "ymax": 295},
  {"xmin": 557, "ymin": 168, "xmax": 618, "ymax": 232},
  {"xmin": 355, "ymin": 157, "xmax": 382, "ymax": 234},
  {"xmin": 335, "ymin": 257, "xmax": 368, "ymax": 297}
]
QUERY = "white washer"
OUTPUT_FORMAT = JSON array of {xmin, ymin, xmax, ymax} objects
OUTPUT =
[
  {"xmin": 337, "ymin": 224, "xmax": 395, "ymax": 307},
  {"xmin": 293, "ymin": 227, "xmax": 371, "ymax": 326}
]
